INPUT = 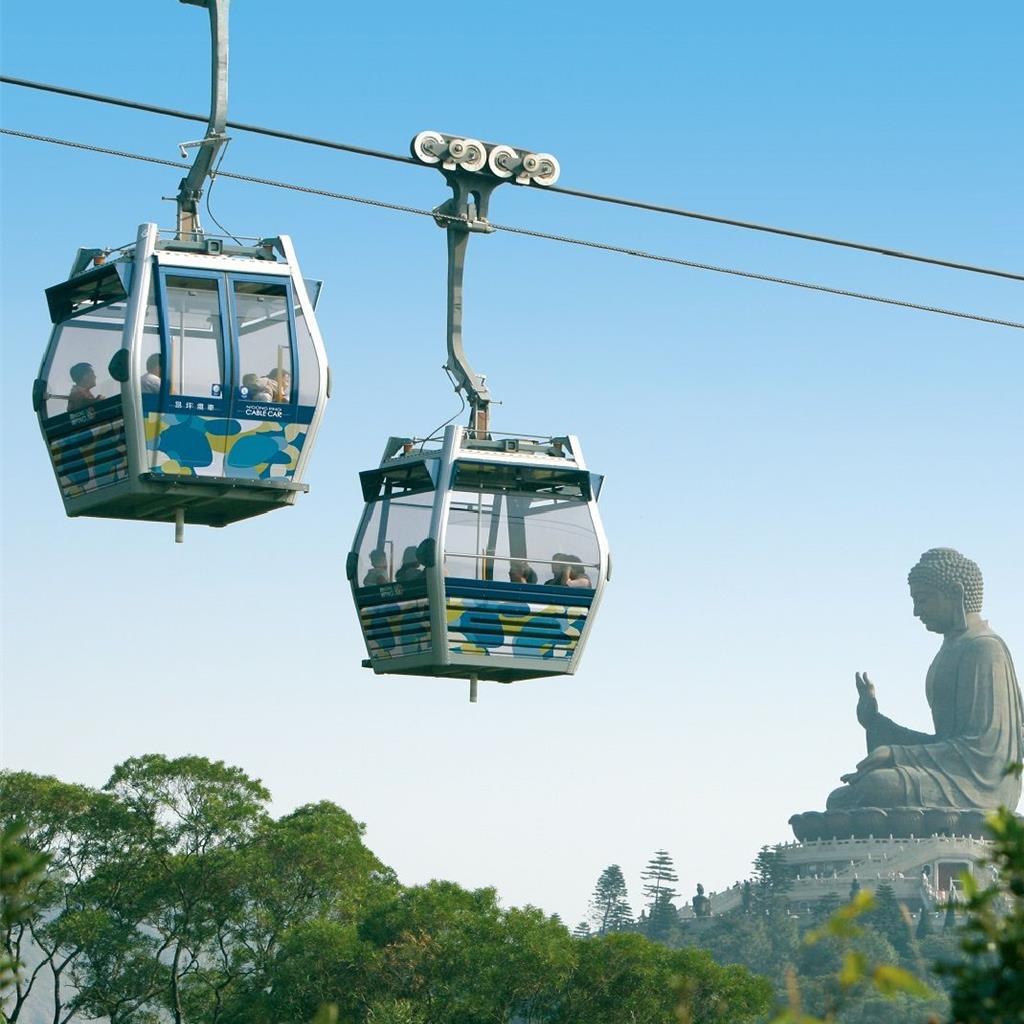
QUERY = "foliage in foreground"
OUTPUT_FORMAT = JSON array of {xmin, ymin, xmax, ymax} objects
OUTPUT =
[{"xmin": 935, "ymin": 800, "xmax": 1024, "ymax": 1024}]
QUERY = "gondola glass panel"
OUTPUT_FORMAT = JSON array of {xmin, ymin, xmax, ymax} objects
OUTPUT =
[
  {"xmin": 42, "ymin": 282, "xmax": 127, "ymax": 422},
  {"xmin": 233, "ymin": 280, "xmax": 293, "ymax": 404}
]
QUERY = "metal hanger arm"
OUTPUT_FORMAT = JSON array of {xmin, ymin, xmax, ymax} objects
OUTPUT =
[{"xmin": 176, "ymin": 0, "xmax": 230, "ymax": 239}]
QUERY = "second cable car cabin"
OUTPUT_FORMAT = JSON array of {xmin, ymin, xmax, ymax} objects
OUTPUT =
[
  {"xmin": 348, "ymin": 425, "xmax": 609, "ymax": 687},
  {"xmin": 33, "ymin": 223, "xmax": 329, "ymax": 533}
]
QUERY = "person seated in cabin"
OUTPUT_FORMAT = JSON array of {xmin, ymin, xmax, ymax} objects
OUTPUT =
[
  {"xmin": 544, "ymin": 553, "xmax": 572, "ymax": 586},
  {"xmin": 508, "ymin": 561, "xmax": 538, "ymax": 585},
  {"xmin": 240, "ymin": 373, "xmax": 261, "ymax": 399},
  {"xmin": 395, "ymin": 545, "xmax": 424, "ymax": 583},
  {"xmin": 363, "ymin": 548, "xmax": 390, "ymax": 587},
  {"xmin": 266, "ymin": 368, "xmax": 291, "ymax": 402},
  {"xmin": 67, "ymin": 362, "xmax": 103, "ymax": 412},
  {"xmin": 566, "ymin": 555, "xmax": 593, "ymax": 589},
  {"xmin": 248, "ymin": 373, "xmax": 274, "ymax": 402},
  {"xmin": 248, "ymin": 368, "xmax": 291, "ymax": 403},
  {"xmin": 141, "ymin": 353, "xmax": 163, "ymax": 394}
]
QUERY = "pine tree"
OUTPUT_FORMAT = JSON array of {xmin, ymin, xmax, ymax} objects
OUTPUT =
[
  {"xmin": 641, "ymin": 850, "xmax": 679, "ymax": 905},
  {"xmin": 916, "ymin": 905, "xmax": 933, "ymax": 939},
  {"xmin": 869, "ymin": 882, "xmax": 914, "ymax": 958},
  {"xmin": 641, "ymin": 850, "xmax": 679, "ymax": 940},
  {"xmin": 646, "ymin": 891, "xmax": 678, "ymax": 943},
  {"xmin": 752, "ymin": 845, "xmax": 792, "ymax": 915},
  {"xmin": 814, "ymin": 891, "xmax": 842, "ymax": 924},
  {"xmin": 572, "ymin": 920, "xmax": 592, "ymax": 939},
  {"xmin": 588, "ymin": 864, "xmax": 633, "ymax": 934}
]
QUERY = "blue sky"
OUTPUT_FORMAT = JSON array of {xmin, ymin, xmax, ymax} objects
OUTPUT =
[{"xmin": 2, "ymin": 1, "xmax": 1022, "ymax": 925}]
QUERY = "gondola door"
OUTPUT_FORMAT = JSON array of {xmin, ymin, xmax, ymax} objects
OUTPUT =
[
  {"xmin": 146, "ymin": 269, "xmax": 233, "ymax": 481},
  {"xmin": 221, "ymin": 274, "xmax": 305, "ymax": 483}
]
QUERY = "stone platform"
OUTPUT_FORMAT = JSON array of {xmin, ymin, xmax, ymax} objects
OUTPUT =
[
  {"xmin": 697, "ymin": 832, "xmax": 996, "ymax": 918},
  {"xmin": 789, "ymin": 806, "xmax": 993, "ymax": 843}
]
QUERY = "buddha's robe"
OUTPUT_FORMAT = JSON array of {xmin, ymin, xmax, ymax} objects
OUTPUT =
[{"xmin": 866, "ymin": 621, "xmax": 1023, "ymax": 809}]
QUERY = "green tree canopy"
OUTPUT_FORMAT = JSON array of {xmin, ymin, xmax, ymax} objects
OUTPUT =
[{"xmin": 588, "ymin": 864, "xmax": 633, "ymax": 935}]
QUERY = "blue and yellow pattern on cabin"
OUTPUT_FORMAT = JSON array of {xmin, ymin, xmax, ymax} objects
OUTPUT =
[
  {"xmin": 47, "ymin": 401, "xmax": 129, "ymax": 498},
  {"xmin": 144, "ymin": 412, "xmax": 309, "ymax": 480},
  {"xmin": 355, "ymin": 578, "xmax": 592, "ymax": 663},
  {"xmin": 357, "ymin": 582, "xmax": 433, "ymax": 659},
  {"xmin": 445, "ymin": 591, "xmax": 588, "ymax": 660}
]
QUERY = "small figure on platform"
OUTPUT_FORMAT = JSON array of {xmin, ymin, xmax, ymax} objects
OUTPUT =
[{"xmin": 692, "ymin": 883, "xmax": 710, "ymax": 918}]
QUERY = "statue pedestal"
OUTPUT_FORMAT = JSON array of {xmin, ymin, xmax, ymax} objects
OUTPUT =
[
  {"xmin": 789, "ymin": 807, "xmax": 993, "ymax": 843},
  {"xmin": 703, "ymin": 832, "xmax": 996, "ymax": 918}
]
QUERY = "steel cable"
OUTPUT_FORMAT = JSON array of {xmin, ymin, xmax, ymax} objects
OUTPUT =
[
  {"xmin": 2, "ymin": 127, "xmax": 1021, "ymax": 331},
  {"xmin": 3, "ymin": 74, "xmax": 1022, "ymax": 283}
]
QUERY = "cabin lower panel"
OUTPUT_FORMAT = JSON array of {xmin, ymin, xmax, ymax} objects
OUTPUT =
[
  {"xmin": 62, "ymin": 477, "xmax": 303, "ymax": 526},
  {"xmin": 445, "ymin": 594, "xmax": 588, "ymax": 661},
  {"xmin": 48, "ymin": 415, "xmax": 129, "ymax": 499},
  {"xmin": 145, "ymin": 412, "xmax": 309, "ymax": 481},
  {"xmin": 366, "ymin": 654, "xmax": 577, "ymax": 683}
]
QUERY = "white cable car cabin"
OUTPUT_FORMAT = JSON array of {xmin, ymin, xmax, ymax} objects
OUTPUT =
[
  {"xmin": 33, "ymin": 223, "xmax": 329, "ymax": 531},
  {"xmin": 347, "ymin": 425, "xmax": 609, "ymax": 685},
  {"xmin": 31, "ymin": 1, "xmax": 329, "ymax": 536}
]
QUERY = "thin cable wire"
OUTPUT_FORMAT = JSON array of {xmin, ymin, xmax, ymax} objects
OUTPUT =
[
  {"xmin": 3, "ymin": 74, "xmax": 1022, "ymax": 284},
  {"xmin": 420, "ymin": 371, "xmax": 468, "ymax": 446},
  {"xmin": 204, "ymin": 141, "xmax": 244, "ymax": 245},
  {"xmin": 3, "ymin": 127, "xmax": 1022, "ymax": 331}
]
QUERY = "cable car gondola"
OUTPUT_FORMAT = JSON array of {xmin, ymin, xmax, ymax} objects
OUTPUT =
[
  {"xmin": 348, "ymin": 133, "xmax": 609, "ymax": 699},
  {"xmin": 32, "ymin": 0, "xmax": 329, "ymax": 539}
]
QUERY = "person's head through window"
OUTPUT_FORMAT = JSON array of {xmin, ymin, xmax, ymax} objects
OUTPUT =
[
  {"xmin": 395, "ymin": 544, "xmax": 424, "ymax": 582},
  {"xmin": 267, "ymin": 367, "xmax": 291, "ymax": 402},
  {"xmin": 67, "ymin": 362, "xmax": 101, "ymax": 411},
  {"xmin": 509, "ymin": 560, "xmax": 537, "ymax": 585},
  {"xmin": 363, "ymin": 548, "xmax": 390, "ymax": 586},
  {"xmin": 141, "ymin": 353, "xmax": 162, "ymax": 394},
  {"xmin": 545, "ymin": 553, "xmax": 571, "ymax": 586},
  {"xmin": 241, "ymin": 372, "xmax": 260, "ymax": 398},
  {"xmin": 566, "ymin": 554, "xmax": 593, "ymax": 588}
]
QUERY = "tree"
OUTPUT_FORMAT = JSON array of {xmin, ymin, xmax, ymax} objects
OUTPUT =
[
  {"xmin": 937, "ymin": 800, "xmax": 1024, "ymax": 1024},
  {"xmin": 571, "ymin": 921, "xmax": 591, "ymax": 939},
  {"xmin": 640, "ymin": 851, "xmax": 678, "ymax": 941},
  {"xmin": 353, "ymin": 881, "xmax": 575, "ymax": 1024},
  {"xmin": 0, "ymin": 769, "xmax": 128, "ymax": 1023},
  {"xmin": 588, "ymin": 864, "xmax": 633, "ymax": 935},
  {"xmin": 185, "ymin": 800, "xmax": 395, "ymax": 1020},
  {"xmin": 0, "ymin": 823, "xmax": 49, "ymax": 998},
  {"xmin": 553, "ymin": 932, "xmax": 771, "ymax": 1024},
  {"xmin": 74, "ymin": 754, "xmax": 273, "ymax": 1024},
  {"xmin": 752, "ymin": 845, "xmax": 792, "ymax": 915},
  {"xmin": 866, "ymin": 883, "xmax": 915, "ymax": 961}
]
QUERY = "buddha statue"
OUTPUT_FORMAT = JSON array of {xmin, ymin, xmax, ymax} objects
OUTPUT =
[{"xmin": 824, "ymin": 548, "xmax": 1022, "ymax": 815}]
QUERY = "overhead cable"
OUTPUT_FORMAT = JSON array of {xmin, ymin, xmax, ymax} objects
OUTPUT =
[
  {"xmin": 4, "ymin": 127, "xmax": 1020, "ymax": 332},
  {"xmin": 3, "ymin": 74, "xmax": 1022, "ymax": 284}
]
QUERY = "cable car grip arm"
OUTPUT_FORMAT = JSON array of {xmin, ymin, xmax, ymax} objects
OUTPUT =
[
  {"xmin": 435, "ymin": 169, "xmax": 501, "ymax": 437},
  {"xmin": 175, "ymin": 0, "xmax": 230, "ymax": 240}
]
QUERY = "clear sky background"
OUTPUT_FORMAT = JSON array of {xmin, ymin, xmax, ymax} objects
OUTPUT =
[{"xmin": 2, "ymin": 1, "xmax": 1021, "ymax": 927}]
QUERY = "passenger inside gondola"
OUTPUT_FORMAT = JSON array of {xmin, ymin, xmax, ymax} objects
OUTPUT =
[
  {"xmin": 544, "ymin": 554, "xmax": 571, "ymax": 586},
  {"xmin": 141, "ymin": 353, "xmax": 162, "ymax": 394},
  {"xmin": 395, "ymin": 545, "xmax": 424, "ymax": 582},
  {"xmin": 566, "ymin": 556, "xmax": 593, "ymax": 589},
  {"xmin": 508, "ymin": 560, "xmax": 538, "ymax": 584},
  {"xmin": 67, "ymin": 362, "xmax": 103, "ymax": 411},
  {"xmin": 363, "ymin": 548, "xmax": 390, "ymax": 587}
]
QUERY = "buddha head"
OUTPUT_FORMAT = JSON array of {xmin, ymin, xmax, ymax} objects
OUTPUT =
[{"xmin": 907, "ymin": 548, "xmax": 983, "ymax": 633}]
